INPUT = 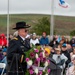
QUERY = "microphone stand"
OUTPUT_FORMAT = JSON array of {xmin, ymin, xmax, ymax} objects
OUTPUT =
[{"xmin": 8, "ymin": 54, "xmax": 24, "ymax": 75}]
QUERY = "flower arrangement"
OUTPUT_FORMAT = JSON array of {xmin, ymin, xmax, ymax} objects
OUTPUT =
[{"xmin": 25, "ymin": 45, "xmax": 51, "ymax": 75}]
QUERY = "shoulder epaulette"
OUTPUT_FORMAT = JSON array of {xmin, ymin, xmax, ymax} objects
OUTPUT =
[{"xmin": 13, "ymin": 37, "xmax": 18, "ymax": 40}]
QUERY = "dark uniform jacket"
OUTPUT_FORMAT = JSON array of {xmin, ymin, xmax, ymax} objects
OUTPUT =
[{"xmin": 7, "ymin": 35, "xmax": 31, "ymax": 75}]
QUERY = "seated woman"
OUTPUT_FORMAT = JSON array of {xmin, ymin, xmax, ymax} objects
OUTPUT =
[
  {"xmin": 30, "ymin": 33, "xmax": 39, "ymax": 46},
  {"xmin": 66, "ymin": 55, "xmax": 75, "ymax": 75}
]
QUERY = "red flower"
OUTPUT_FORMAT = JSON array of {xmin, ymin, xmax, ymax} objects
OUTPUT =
[
  {"xmin": 34, "ymin": 59, "xmax": 39, "ymax": 66},
  {"xmin": 30, "ymin": 52, "xmax": 35, "ymax": 58}
]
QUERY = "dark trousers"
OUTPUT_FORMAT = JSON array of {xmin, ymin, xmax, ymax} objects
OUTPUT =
[
  {"xmin": 7, "ymin": 54, "xmax": 27, "ymax": 75},
  {"xmin": 7, "ymin": 62, "xmax": 27, "ymax": 75}
]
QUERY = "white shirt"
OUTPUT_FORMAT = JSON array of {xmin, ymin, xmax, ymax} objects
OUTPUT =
[{"xmin": 30, "ymin": 38, "xmax": 39, "ymax": 45}]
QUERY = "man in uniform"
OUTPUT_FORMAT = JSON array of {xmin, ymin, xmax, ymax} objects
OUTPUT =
[{"xmin": 7, "ymin": 21, "xmax": 31, "ymax": 75}]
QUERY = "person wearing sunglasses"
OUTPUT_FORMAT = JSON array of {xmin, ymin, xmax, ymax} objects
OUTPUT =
[{"xmin": 7, "ymin": 21, "xmax": 31, "ymax": 75}]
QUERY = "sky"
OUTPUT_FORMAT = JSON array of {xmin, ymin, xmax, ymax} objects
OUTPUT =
[{"xmin": 0, "ymin": 0, "xmax": 75, "ymax": 17}]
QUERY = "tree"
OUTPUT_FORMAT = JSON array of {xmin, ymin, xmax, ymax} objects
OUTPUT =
[
  {"xmin": 33, "ymin": 17, "xmax": 50, "ymax": 35},
  {"xmin": 70, "ymin": 30, "xmax": 75, "ymax": 36}
]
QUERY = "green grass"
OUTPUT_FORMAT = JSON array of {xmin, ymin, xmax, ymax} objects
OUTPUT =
[
  {"xmin": 0, "ymin": 15, "xmax": 7, "ymax": 26},
  {"xmin": 0, "ymin": 14, "xmax": 75, "ymax": 35}
]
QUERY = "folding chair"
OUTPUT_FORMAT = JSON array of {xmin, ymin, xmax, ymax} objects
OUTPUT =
[{"xmin": 0, "ymin": 63, "xmax": 6, "ymax": 75}]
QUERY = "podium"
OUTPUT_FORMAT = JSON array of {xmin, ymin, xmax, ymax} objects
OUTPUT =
[{"xmin": 7, "ymin": 54, "xmax": 24, "ymax": 75}]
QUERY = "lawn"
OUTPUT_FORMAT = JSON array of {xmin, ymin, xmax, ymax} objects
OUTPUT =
[{"xmin": 0, "ymin": 14, "xmax": 75, "ymax": 35}]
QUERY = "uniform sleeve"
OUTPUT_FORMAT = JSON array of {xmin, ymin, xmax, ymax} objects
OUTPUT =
[{"xmin": 7, "ymin": 40, "xmax": 18, "ymax": 59}]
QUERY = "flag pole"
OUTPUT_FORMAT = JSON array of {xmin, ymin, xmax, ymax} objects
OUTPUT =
[
  {"xmin": 50, "ymin": 0, "xmax": 54, "ymax": 40},
  {"xmin": 7, "ymin": 0, "xmax": 9, "ymax": 46}
]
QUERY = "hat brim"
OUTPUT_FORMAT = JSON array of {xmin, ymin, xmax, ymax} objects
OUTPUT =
[{"xmin": 12, "ymin": 25, "xmax": 31, "ymax": 30}]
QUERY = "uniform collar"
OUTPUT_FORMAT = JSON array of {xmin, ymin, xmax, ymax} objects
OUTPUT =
[{"xmin": 19, "ymin": 35, "xmax": 25, "ymax": 41}]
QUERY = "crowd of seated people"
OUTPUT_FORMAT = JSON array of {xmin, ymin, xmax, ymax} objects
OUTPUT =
[
  {"xmin": 1, "ymin": 32, "xmax": 75, "ymax": 75},
  {"xmin": 29, "ymin": 32, "xmax": 75, "ymax": 75}
]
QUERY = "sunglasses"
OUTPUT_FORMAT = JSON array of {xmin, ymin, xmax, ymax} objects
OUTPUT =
[{"xmin": 25, "ymin": 30, "xmax": 28, "ymax": 32}]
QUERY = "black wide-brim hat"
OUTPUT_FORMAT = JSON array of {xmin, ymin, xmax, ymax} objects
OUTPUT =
[{"xmin": 13, "ymin": 21, "xmax": 31, "ymax": 29}]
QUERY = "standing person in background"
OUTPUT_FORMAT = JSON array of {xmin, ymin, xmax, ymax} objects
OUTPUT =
[
  {"xmin": 40, "ymin": 32, "xmax": 49, "ymax": 46},
  {"xmin": 7, "ymin": 21, "xmax": 31, "ymax": 75}
]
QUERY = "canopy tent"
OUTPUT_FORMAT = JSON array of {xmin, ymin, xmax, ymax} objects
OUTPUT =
[{"xmin": 0, "ymin": 0, "xmax": 75, "ymax": 16}]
